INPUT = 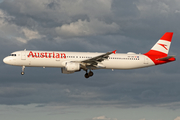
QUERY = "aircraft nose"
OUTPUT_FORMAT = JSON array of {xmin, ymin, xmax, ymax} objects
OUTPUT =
[
  {"xmin": 3, "ymin": 56, "xmax": 16, "ymax": 65},
  {"xmin": 3, "ymin": 57, "xmax": 8, "ymax": 64}
]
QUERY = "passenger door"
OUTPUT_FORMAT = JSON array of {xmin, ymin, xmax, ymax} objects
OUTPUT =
[{"xmin": 21, "ymin": 51, "xmax": 26, "ymax": 60}]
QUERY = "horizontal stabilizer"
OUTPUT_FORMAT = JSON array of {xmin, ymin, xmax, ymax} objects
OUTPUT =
[{"xmin": 157, "ymin": 55, "xmax": 176, "ymax": 61}]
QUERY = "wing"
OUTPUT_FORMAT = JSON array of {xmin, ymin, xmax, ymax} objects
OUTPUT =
[{"xmin": 79, "ymin": 50, "xmax": 116, "ymax": 69}]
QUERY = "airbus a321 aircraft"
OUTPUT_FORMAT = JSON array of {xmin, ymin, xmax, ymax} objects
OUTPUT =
[{"xmin": 3, "ymin": 32, "xmax": 176, "ymax": 78}]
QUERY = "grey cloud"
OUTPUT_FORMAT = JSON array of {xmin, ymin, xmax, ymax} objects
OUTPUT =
[
  {"xmin": 0, "ymin": 68, "xmax": 180, "ymax": 109},
  {"xmin": 89, "ymin": 116, "xmax": 117, "ymax": 120},
  {"xmin": 0, "ymin": 0, "xmax": 180, "ymax": 40},
  {"xmin": 0, "ymin": 0, "xmax": 118, "ymax": 39},
  {"xmin": 55, "ymin": 19, "xmax": 119, "ymax": 37},
  {"xmin": 174, "ymin": 117, "xmax": 180, "ymax": 120},
  {"xmin": 1, "ymin": 0, "xmax": 180, "ymax": 41},
  {"xmin": 112, "ymin": 0, "xmax": 140, "ymax": 18},
  {"xmin": 0, "ymin": 86, "xmax": 35, "ymax": 98}
]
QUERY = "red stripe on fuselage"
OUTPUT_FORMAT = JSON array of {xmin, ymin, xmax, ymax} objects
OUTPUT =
[{"xmin": 144, "ymin": 50, "xmax": 167, "ymax": 56}]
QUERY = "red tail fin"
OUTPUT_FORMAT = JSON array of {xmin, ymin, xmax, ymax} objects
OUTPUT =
[
  {"xmin": 144, "ymin": 32, "xmax": 175, "ymax": 65},
  {"xmin": 144, "ymin": 32, "xmax": 173, "ymax": 57}
]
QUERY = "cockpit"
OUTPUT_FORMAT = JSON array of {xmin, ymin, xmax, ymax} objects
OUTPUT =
[{"xmin": 11, "ymin": 54, "xmax": 17, "ymax": 56}]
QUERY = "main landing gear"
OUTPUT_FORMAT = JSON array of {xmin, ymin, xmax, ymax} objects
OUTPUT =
[
  {"xmin": 21, "ymin": 66, "xmax": 25, "ymax": 75},
  {"xmin": 84, "ymin": 70, "xmax": 94, "ymax": 78}
]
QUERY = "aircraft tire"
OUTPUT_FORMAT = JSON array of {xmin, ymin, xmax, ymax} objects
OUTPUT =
[
  {"xmin": 21, "ymin": 72, "xmax": 25, "ymax": 75},
  {"xmin": 84, "ymin": 73, "xmax": 89, "ymax": 78},
  {"xmin": 88, "ymin": 71, "xmax": 94, "ymax": 77}
]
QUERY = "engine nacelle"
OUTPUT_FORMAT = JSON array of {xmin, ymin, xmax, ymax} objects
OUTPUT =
[
  {"xmin": 65, "ymin": 62, "xmax": 80, "ymax": 71},
  {"xmin": 61, "ymin": 68, "xmax": 75, "ymax": 74}
]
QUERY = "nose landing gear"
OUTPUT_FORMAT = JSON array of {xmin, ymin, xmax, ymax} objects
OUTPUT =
[
  {"xmin": 84, "ymin": 70, "xmax": 94, "ymax": 78},
  {"xmin": 21, "ymin": 66, "xmax": 25, "ymax": 75}
]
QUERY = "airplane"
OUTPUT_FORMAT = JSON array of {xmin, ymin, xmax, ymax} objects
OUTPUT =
[{"xmin": 3, "ymin": 32, "xmax": 176, "ymax": 78}]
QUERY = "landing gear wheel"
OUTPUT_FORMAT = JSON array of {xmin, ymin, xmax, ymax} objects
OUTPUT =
[
  {"xmin": 84, "ymin": 73, "xmax": 89, "ymax": 78},
  {"xmin": 21, "ymin": 72, "xmax": 25, "ymax": 75},
  {"xmin": 21, "ymin": 66, "xmax": 25, "ymax": 75},
  {"xmin": 88, "ymin": 71, "xmax": 94, "ymax": 77}
]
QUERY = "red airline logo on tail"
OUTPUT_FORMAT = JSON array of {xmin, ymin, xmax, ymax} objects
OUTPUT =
[{"xmin": 158, "ymin": 43, "xmax": 168, "ymax": 50}]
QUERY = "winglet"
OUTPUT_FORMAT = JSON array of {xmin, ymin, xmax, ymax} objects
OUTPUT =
[{"xmin": 112, "ymin": 50, "xmax": 117, "ymax": 54}]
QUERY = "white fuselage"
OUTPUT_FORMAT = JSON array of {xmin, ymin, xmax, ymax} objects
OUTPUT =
[
  {"xmin": 2, "ymin": 32, "xmax": 175, "ymax": 78},
  {"xmin": 3, "ymin": 50, "xmax": 155, "ymax": 70}
]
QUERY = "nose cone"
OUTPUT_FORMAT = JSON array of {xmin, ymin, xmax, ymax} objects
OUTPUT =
[
  {"xmin": 3, "ymin": 56, "xmax": 16, "ymax": 65},
  {"xmin": 3, "ymin": 57, "xmax": 8, "ymax": 64}
]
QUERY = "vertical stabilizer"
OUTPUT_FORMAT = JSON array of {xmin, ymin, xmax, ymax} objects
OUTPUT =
[
  {"xmin": 144, "ymin": 32, "xmax": 175, "ymax": 65},
  {"xmin": 144, "ymin": 32, "xmax": 173, "ymax": 57}
]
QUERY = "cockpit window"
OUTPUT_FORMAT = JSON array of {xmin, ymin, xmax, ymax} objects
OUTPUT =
[{"xmin": 11, "ymin": 54, "xmax": 16, "ymax": 56}]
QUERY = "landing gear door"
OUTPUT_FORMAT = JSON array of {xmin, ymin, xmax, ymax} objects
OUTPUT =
[
  {"xmin": 21, "ymin": 51, "xmax": 26, "ymax": 60},
  {"xmin": 144, "ymin": 56, "xmax": 148, "ymax": 64}
]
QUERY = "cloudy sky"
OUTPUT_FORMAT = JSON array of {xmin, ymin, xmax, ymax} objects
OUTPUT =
[{"xmin": 0, "ymin": 0, "xmax": 180, "ymax": 120}]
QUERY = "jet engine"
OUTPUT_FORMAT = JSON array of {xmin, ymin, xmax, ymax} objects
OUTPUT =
[
  {"xmin": 61, "ymin": 62, "xmax": 80, "ymax": 74},
  {"xmin": 61, "ymin": 68, "xmax": 75, "ymax": 74}
]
